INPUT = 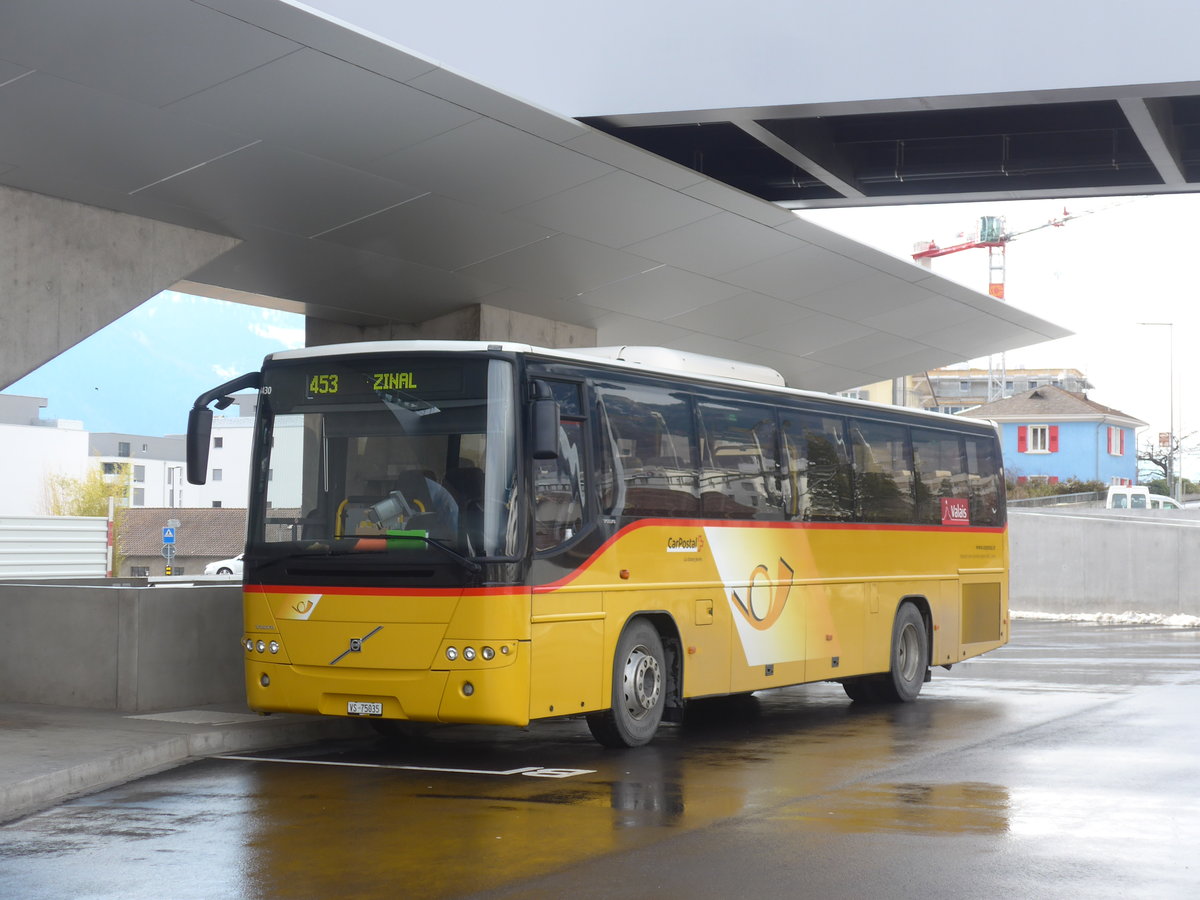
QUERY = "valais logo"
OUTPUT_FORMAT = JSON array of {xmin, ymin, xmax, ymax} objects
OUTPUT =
[{"xmin": 940, "ymin": 497, "xmax": 970, "ymax": 526}]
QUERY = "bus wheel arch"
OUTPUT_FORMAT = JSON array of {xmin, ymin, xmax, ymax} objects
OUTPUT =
[{"xmin": 587, "ymin": 613, "xmax": 681, "ymax": 748}]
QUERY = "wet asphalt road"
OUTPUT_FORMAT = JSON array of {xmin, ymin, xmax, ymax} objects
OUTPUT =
[{"xmin": 2, "ymin": 620, "xmax": 1199, "ymax": 899}]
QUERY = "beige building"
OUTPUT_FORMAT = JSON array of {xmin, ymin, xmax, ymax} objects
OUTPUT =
[
  {"xmin": 118, "ymin": 507, "xmax": 246, "ymax": 578},
  {"xmin": 841, "ymin": 368, "xmax": 1093, "ymax": 415}
]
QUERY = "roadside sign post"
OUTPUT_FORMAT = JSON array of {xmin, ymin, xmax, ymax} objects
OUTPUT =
[{"xmin": 162, "ymin": 525, "xmax": 177, "ymax": 576}]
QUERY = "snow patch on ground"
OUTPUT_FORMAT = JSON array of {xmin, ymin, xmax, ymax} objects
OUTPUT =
[{"xmin": 1012, "ymin": 610, "xmax": 1200, "ymax": 627}]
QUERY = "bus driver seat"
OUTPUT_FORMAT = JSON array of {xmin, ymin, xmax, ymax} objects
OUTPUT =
[{"xmin": 443, "ymin": 465, "xmax": 485, "ymax": 549}]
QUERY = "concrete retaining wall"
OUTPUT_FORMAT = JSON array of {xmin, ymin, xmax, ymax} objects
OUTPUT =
[
  {"xmin": 1009, "ymin": 509, "xmax": 1200, "ymax": 616},
  {"xmin": 3, "ymin": 512, "xmax": 1197, "ymax": 713},
  {"xmin": 0, "ymin": 581, "xmax": 243, "ymax": 712}
]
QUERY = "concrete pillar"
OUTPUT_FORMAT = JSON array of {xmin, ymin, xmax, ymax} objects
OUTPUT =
[
  {"xmin": 305, "ymin": 303, "xmax": 597, "ymax": 349},
  {"xmin": 0, "ymin": 186, "xmax": 239, "ymax": 389}
]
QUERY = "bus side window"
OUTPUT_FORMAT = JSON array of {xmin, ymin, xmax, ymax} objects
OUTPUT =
[
  {"xmin": 849, "ymin": 418, "xmax": 915, "ymax": 524},
  {"xmin": 780, "ymin": 412, "xmax": 854, "ymax": 521},
  {"xmin": 964, "ymin": 437, "xmax": 1004, "ymax": 526},
  {"xmin": 698, "ymin": 401, "xmax": 782, "ymax": 520},
  {"xmin": 595, "ymin": 382, "xmax": 699, "ymax": 520},
  {"xmin": 911, "ymin": 427, "xmax": 969, "ymax": 525}
]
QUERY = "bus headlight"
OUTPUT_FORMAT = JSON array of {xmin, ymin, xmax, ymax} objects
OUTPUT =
[
  {"xmin": 481, "ymin": 646, "xmax": 495, "ymax": 660},
  {"xmin": 256, "ymin": 640, "xmax": 266, "ymax": 654},
  {"xmin": 269, "ymin": 641, "xmax": 280, "ymax": 654},
  {"xmin": 446, "ymin": 647, "xmax": 458, "ymax": 661},
  {"xmin": 244, "ymin": 638, "xmax": 254, "ymax": 652},
  {"xmin": 463, "ymin": 647, "xmax": 476, "ymax": 661}
]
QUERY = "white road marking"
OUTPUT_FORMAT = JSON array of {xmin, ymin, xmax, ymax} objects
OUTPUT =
[{"xmin": 218, "ymin": 755, "xmax": 596, "ymax": 779}]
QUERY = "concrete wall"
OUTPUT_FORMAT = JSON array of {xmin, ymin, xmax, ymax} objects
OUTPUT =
[
  {"xmin": 305, "ymin": 302, "xmax": 597, "ymax": 350},
  {"xmin": 0, "ymin": 581, "xmax": 243, "ymax": 712},
  {"xmin": 0, "ymin": 185, "xmax": 238, "ymax": 389},
  {"xmin": 3, "ymin": 511, "xmax": 1196, "ymax": 713},
  {"xmin": 1009, "ymin": 509, "xmax": 1200, "ymax": 616}
]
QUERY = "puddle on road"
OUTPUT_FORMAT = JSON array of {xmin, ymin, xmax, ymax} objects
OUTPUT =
[{"xmin": 775, "ymin": 781, "xmax": 1011, "ymax": 835}]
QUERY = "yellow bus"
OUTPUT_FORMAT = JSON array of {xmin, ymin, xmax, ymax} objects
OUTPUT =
[{"xmin": 187, "ymin": 341, "xmax": 1008, "ymax": 747}]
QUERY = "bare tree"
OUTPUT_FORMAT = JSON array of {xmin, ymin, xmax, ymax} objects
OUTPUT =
[{"xmin": 1137, "ymin": 432, "xmax": 1197, "ymax": 496}]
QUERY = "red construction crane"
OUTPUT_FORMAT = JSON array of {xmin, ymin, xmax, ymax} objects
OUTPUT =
[{"xmin": 911, "ymin": 208, "xmax": 1079, "ymax": 299}]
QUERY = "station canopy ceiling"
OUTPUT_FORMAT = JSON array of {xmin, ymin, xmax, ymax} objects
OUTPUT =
[{"xmin": 0, "ymin": 0, "xmax": 1083, "ymax": 392}]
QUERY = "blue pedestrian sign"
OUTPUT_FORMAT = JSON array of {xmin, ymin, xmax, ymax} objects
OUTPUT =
[{"xmin": 162, "ymin": 527, "xmax": 176, "ymax": 544}]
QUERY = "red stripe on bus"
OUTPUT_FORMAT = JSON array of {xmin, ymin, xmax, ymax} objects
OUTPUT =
[{"xmin": 532, "ymin": 518, "xmax": 1006, "ymax": 592}]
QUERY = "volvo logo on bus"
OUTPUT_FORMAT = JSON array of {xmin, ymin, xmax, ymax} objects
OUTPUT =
[
  {"xmin": 667, "ymin": 535, "xmax": 705, "ymax": 553},
  {"xmin": 330, "ymin": 625, "xmax": 383, "ymax": 665}
]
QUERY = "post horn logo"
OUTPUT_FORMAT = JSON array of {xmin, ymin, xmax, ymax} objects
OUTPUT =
[{"xmin": 731, "ymin": 557, "xmax": 794, "ymax": 631}]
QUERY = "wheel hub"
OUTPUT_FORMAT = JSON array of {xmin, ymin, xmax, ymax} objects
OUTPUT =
[{"xmin": 622, "ymin": 646, "xmax": 661, "ymax": 720}]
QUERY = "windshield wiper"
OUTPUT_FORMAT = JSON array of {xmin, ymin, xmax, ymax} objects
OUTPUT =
[
  {"xmin": 402, "ymin": 534, "xmax": 483, "ymax": 573},
  {"xmin": 293, "ymin": 538, "xmax": 482, "ymax": 573}
]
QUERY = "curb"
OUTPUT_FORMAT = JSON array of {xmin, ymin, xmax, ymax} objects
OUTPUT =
[{"xmin": 1, "ymin": 715, "xmax": 371, "ymax": 825}]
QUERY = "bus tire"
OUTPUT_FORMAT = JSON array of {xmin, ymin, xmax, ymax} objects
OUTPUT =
[
  {"xmin": 841, "ymin": 677, "xmax": 882, "ymax": 703},
  {"xmin": 587, "ymin": 618, "xmax": 666, "ymax": 748},
  {"xmin": 877, "ymin": 602, "xmax": 928, "ymax": 703}
]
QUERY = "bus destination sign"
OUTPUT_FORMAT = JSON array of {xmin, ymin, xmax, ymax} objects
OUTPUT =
[{"xmin": 303, "ymin": 366, "xmax": 463, "ymax": 401}]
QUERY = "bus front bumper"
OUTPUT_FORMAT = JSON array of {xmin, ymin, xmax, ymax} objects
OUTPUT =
[{"xmin": 244, "ymin": 646, "xmax": 532, "ymax": 726}]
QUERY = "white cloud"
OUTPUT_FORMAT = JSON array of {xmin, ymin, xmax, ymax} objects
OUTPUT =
[
  {"xmin": 248, "ymin": 322, "xmax": 305, "ymax": 349},
  {"xmin": 212, "ymin": 364, "xmax": 241, "ymax": 379}
]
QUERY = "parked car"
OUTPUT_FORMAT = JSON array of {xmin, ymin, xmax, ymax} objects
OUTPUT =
[
  {"xmin": 1106, "ymin": 486, "xmax": 1181, "ymax": 510},
  {"xmin": 204, "ymin": 554, "xmax": 243, "ymax": 576},
  {"xmin": 1149, "ymin": 495, "xmax": 1183, "ymax": 510}
]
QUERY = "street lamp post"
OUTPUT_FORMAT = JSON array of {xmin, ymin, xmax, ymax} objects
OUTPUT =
[{"xmin": 1139, "ymin": 322, "xmax": 1175, "ymax": 500}]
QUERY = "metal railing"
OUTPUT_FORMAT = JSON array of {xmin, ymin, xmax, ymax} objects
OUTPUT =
[{"xmin": 1007, "ymin": 491, "xmax": 1103, "ymax": 508}]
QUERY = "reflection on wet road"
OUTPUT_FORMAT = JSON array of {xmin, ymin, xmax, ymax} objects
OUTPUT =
[{"xmin": 2, "ymin": 621, "xmax": 1199, "ymax": 899}]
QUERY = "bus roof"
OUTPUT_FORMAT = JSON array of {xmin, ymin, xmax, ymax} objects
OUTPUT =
[{"xmin": 265, "ymin": 340, "xmax": 998, "ymax": 431}]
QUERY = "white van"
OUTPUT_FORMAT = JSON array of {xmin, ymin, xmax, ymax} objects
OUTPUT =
[{"xmin": 1106, "ymin": 486, "xmax": 1181, "ymax": 509}]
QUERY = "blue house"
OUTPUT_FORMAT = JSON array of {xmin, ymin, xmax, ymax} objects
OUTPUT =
[{"xmin": 961, "ymin": 386, "xmax": 1145, "ymax": 485}]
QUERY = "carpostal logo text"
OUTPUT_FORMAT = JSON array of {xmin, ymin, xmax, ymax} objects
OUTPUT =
[{"xmin": 666, "ymin": 535, "xmax": 706, "ymax": 554}]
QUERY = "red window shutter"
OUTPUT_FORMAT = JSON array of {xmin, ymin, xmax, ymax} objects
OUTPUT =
[
  {"xmin": 1107, "ymin": 427, "xmax": 1114, "ymax": 454},
  {"xmin": 1048, "ymin": 426, "xmax": 1059, "ymax": 453},
  {"xmin": 1017, "ymin": 425, "xmax": 1028, "ymax": 453},
  {"xmin": 1119, "ymin": 429, "xmax": 1125, "ymax": 455}
]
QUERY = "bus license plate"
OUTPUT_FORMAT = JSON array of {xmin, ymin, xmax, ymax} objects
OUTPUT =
[{"xmin": 347, "ymin": 701, "xmax": 382, "ymax": 716}]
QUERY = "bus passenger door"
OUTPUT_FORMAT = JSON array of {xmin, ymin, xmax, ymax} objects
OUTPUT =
[{"xmin": 528, "ymin": 386, "xmax": 607, "ymax": 718}]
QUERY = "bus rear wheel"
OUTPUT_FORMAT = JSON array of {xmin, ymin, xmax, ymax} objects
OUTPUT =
[
  {"xmin": 587, "ymin": 618, "xmax": 666, "ymax": 748},
  {"xmin": 842, "ymin": 602, "xmax": 928, "ymax": 704}
]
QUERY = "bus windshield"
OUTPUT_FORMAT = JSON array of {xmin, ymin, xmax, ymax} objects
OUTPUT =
[{"xmin": 250, "ymin": 356, "xmax": 518, "ymax": 568}]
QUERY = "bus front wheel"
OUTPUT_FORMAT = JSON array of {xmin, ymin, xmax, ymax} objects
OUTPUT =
[{"xmin": 587, "ymin": 619, "xmax": 666, "ymax": 748}]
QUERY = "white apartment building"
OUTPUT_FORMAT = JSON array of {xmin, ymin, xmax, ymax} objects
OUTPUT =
[
  {"xmin": 0, "ymin": 393, "xmax": 256, "ymax": 514},
  {"xmin": 0, "ymin": 395, "xmax": 90, "ymax": 515}
]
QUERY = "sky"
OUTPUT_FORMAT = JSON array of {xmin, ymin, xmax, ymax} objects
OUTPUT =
[
  {"xmin": 807, "ymin": 193, "xmax": 1200, "ymax": 478},
  {"xmin": 7, "ymin": 292, "xmax": 305, "ymax": 437},
  {"xmin": 7, "ymin": 192, "xmax": 1200, "ymax": 475}
]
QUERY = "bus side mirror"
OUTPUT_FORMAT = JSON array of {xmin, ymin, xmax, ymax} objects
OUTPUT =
[
  {"xmin": 531, "ymin": 382, "xmax": 560, "ymax": 460},
  {"xmin": 187, "ymin": 407, "xmax": 213, "ymax": 484},
  {"xmin": 186, "ymin": 370, "xmax": 262, "ymax": 486}
]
